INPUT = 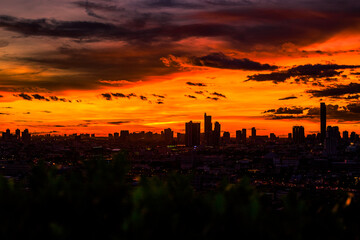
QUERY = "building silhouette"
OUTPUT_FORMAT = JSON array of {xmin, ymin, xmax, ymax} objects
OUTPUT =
[
  {"xmin": 185, "ymin": 121, "xmax": 201, "ymax": 147},
  {"xmin": 242, "ymin": 128, "xmax": 246, "ymax": 142},
  {"xmin": 163, "ymin": 128, "xmax": 174, "ymax": 144},
  {"xmin": 22, "ymin": 129, "xmax": 31, "ymax": 142},
  {"xmin": 223, "ymin": 131, "xmax": 230, "ymax": 144},
  {"xmin": 321, "ymin": 102, "xmax": 326, "ymax": 142},
  {"xmin": 292, "ymin": 126, "xmax": 305, "ymax": 144},
  {"xmin": 236, "ymin": 130, "xmax": 242, "ymax": 144},
  {"xmin": 120, "ymin": 130, "xmax": 129, "ymax": 141},
  {"xmin": 15, "ymin": 129, "xmax": 20, "ymax": 140},
  {"xmin": 325, "ymin": 126, "xmax": 339, "ymax": 155},
  {"xmin": 204, "ymin": 113, "xmax": 213, "ymax": 146},
  {"xmin": 213, "ymin": 121, "xmax": 221, "ymax": 146}
]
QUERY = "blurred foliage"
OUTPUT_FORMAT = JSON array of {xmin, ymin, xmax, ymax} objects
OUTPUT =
[{"xmin": 0, "ymin": 152, "xmax": 359, "ymax": 239}]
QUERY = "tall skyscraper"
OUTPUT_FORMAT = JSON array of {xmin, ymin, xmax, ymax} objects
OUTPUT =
[
  {"xmin": 251, "ymin": 127, "xmax": 256, "ymax": 140},
  {"xmin": 204, "ymin": 113, "xmax": 212, "ymax": 145},
  {"xmin": 185, "ymin": 121, "xmax": 201, "ymax": 147},
  {"xmin": 321, "ymin": 102, "xmax": 326, "ymax": 142},
  {"xmin": 213, "ymin": 121, "xmax": 221, "ymax": 146}
]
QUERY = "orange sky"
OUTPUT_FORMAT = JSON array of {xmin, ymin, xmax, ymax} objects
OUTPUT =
[{"xmin": 0, "ymin": 0, "xmax": 360, "ymax": 136}]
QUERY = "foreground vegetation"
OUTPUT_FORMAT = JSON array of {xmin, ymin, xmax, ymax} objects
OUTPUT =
[{"xmin": 0, "ymin": 154, "xmax": 359, "ymax": 240}]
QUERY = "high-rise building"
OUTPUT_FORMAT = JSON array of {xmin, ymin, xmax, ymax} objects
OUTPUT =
[
  {"xmin": 343, "ymin": 131, "xmax": 349, "ymax": 140},
  {"xmin": 213, "ymin": 121, "xmax": 221, "ymax": 146},
  {"xmin": 293, "ymin": 126, "xmax": 305, "ymax": 144},
  {"xmin": 321, "ymin": 102, "xmax": 326, "ymax": 142},
  {"xmin": 236, "ymin": 130, "xmax": 242, "ymax": 144},
  {"xmin": 251, "ymin": 127, "xmax": 256, "ymax": 140},
  {"xmin": 242, "ymin": 128, "xmax": 246, "ymax": 142},
  {"xmin": 204, "ymin": 113, "xmax": 212, "ymax": 146},
  {"xmin": 326, "ymin": 126, "xmax": 339, "ymax": 155},
  {"xmin": 185, "ymin": 121, "xmax": 201, "ymax": 147},
  {"xmin": 163, "ymin": 128, "xmax": 174, "ymax": 144}
]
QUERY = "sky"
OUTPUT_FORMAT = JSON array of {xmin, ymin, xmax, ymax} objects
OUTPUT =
[{"xmin": 0, "ymin": 0, "xmax": 360, "ymax": 136}]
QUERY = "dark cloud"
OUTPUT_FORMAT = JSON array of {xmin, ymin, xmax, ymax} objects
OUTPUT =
[
  {"xmin": 152, "ymin": 94, "xmax": 165, "ymax": 98},
  {"xmin": 268, "ymin": 115, "xmax": 314, "ymax": 120},
  {"xmin": 139, "ymin": 95, "xmax": 147, "ymax": 101},
  {"xmin": 49, "ymin": 96, "xmax": 71, "ymax": 102},
  {"xmin": 144, "ymin": 0, "xmax": 202, "ymax": 9},
  {"xmin": 107, "ymin": 121, "xmax": 130, "ymax": 125},
  {"xmin": 307, "ymin": 82, "xmax": 360, "ymax": 98},
  {"xmin": 278, "ymin": 96, "xmax": 297, "ymax": 100},
  {"xmin": 263, "ymin": 109, "xmax": 275, "ymax": 113},
  {"xmin": 190, "ymin": 52, "xmax": 278, "ymax": 71},
  {"xmin": 0, "ymin": 112, "xmax": 10, "ymax": 115},
  {"xmin": 1, "ymin": 4, "xmax": 359, "ymax": 50},
  {"xmin": 186, "ymin": 82, "xmax": 206, "ymax": 87},
  {"xmin": 195, "ymin": 91, "xmax": 203, "ymax": 94},
  {"xmin": 264, "ymin": 104, "xmax": 360, "ymax": 122},
  {"xmin": 73, "ymin": 1, "xmax": 125, "ymax": 20},
  {"xmin": 274, "ymin": 107, "xmax": 303, "ymax": 114},
  {"xmin": 0, "ymin": 95, "xmax": 3, "ymax": 98},
  {"xmin": 185, "ymin": 95, "xmax": 197, "ymax": 99},
  {"xmin": 207, "ymin": 97, "xmax": 219, "ymax": 101},
  {"xmin": 32, "ymin": 94, "xmax": 49, "ymax": 101},
  {"xmin": 247, "ymin": 64, "xmax": 360, "ymax": 83},
  {"xmin": 110, "ymin": 93, "xmax": 137, "ymax": 99},
  {"xmin": 156, "ymin": 101, "xmax": 164, "ymax": 104},
  {"xmin": 42, "ymin": 111, "xmax": 52, "ymax": 113},
  {"xmin": 14, "ymin": 93, "xmax": 32, "ymax": 100},
  {"xmin": 101, "ymin": 93, "xmax": 112, "ymax": 100},
  {"xmin": 211, "ymin": 92, "xmax": 226, "ymax": 98},
  {"xmin": 111, "ymin": 93, "xmax": 127, "ymax": 98}
]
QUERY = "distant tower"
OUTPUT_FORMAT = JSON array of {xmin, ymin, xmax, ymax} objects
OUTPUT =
[
  {"xmin": 185, "ymin": 121, "xmax": 201, "ymax": 147},
  {"xmin": 321, "ymin": 102, "xmax": 326, "ymax": 142},
  {"xmin": 213, "ymin": 121, "xmax": 221, "ymax": 146},
  {"xmin": 236, "ymin": 130, "xmax": 242, "ymax": 144},
  {"xmin": 251, "ymin": 127, "xmax": 256, "ymax": 140},
  {"xmin": 204, "ymin": 113, "xmax": 212, "ymax": 146}
]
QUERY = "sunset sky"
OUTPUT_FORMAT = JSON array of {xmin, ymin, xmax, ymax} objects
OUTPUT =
[{"xmin": 0, "ymin": 0, "xmax": 360, "ymax": 136}]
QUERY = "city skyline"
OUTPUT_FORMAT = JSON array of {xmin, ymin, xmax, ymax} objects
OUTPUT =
[
  {"xmin": 3, "ymin": 102, "xmax": 359, "ymax": 140},
  {"xmin": 0, "ymin": 0, "xmax": 360, "ymax": 135}
]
